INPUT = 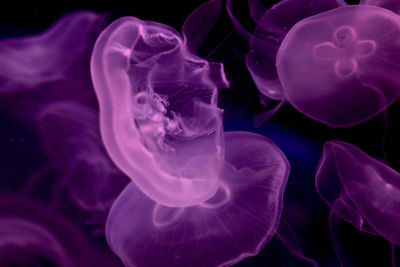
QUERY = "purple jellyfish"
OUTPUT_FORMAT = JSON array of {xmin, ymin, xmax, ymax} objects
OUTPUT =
[
  {"xmin": 91, "ymin": 16, "xmax": 230, "ymax": 207},
  {"xmin": 91, "ymin": 13, "xmax": 290, "ymax": 266},
  {"xmin": 0, "ymin": 194, "xmax": 91, "ymax": 266},
  {"xmin": 37, "ymin": 102, "xmax": 129, "ymax": 211},
  {"xmin": 316, "ymin": 140, "xmax": 400, "ymax": 245},
  {"xmin": 276, "ymin": 5, "xmax": 400, "ymax": 127},
  {"xmin": 106, "ymin": 131, "xmax": 289, "ymax": 267}
]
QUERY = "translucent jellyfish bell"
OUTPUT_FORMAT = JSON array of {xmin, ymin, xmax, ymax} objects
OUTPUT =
[
  {"xmin": 276, "ymin": 5, "xmax": 400, "ymax": 127},
  {"xmin": 106, "ymin": 131, "xmax": 289, "ymax": 267},
  {"xmin": 91, "ymin": 16, "xmax": 230, "ymax": 207},
  {"xmin": 0, "ymin": 11, "xmax": 104, "ymax": 93},
  {"xmin": 316, "ymin": 140, "xmax": 400, "ymax": 244}
]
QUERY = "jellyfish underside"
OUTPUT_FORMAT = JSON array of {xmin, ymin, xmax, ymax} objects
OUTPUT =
[
  {"xmin": 106, "ymin": 131, "xmax": 289, "ymax": 267},
  {"xmin": 277, "ymin": 5, "xmax": 400, "ymax": 127}
]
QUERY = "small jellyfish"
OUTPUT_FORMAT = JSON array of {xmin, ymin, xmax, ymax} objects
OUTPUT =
[
  {"xmin": 106, "ymin": 131, "xmax": 289, "ymax": 267},
  {"xmin": 0, "ymin": 11, "xmax": 105, "ymax": 93},
  {"xmin": 0, "ymin": 194, "xmax": 91, "ymax": 266},
  {"xmin": 37, "ymin": 102, "xmax": 129, "ymax": 211},
  {"xmin": 91, "ymin": 16, "xmax": 230, "ymax": 207},
  {"xmin": 316, "ymin": 140, "xmax": 400, "ymax": 245},
  {"xmin": 276, "ymin": 5, "xmax": 400, "ymax": 127},
  {"xmin": 360, "ymin": 0, "xmax": 400, "ymax": 14}
]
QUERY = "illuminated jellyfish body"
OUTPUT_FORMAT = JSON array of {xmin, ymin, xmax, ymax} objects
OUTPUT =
[
  {"xmin": 106, "ymin": 131, "xmax": 289, "ymax": 267},
  {"xmin": 91, "ymin": 16, "xmax": 230, "ymax": 207},
  {"xmin": 316, "ymin": 140, "xmax": 400, "ymax": 244},
  {"xmin": 91, "ymin": 16, "xmax": 290, "ymax": 266},
  {"xmin": 0, "ymin": 194, "xmax": 90, "ymax": 266},
  {"xmin": 244, "ymin": 0, "xmax": 345, "ymax": 100},
  {"xmin": 361, "ymin": 0, "xmax": 400, "ymax": 14},
  {"xmin": 37, "ymin": 102, "xmax": 129, "ymax": 211},
  {"xmin": 0, "ymin": 11, "xmax": 104, "ymax": 93},
  {"xmin": 276, "ymin": 5, "xmax": 400, "ymax": 127}
]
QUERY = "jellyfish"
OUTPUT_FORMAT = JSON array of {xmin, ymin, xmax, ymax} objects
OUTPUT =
[
  {"xmin": 91, "ymin": 14, "xmax": 290, "ymax": 266},
  {"xmin": 360, "ymin": 0, "xmax": 400, "ymax": 14},
  {"xmin": 106, "ymin": 131, "xmax": 289, "ymax": 267},
  {"xmin": 91, "ymin": 15, "xmax": 230, "ymax": 207},
  {"xmin": 315, "ymin": 140, "xmax": 400, "ymax": 246},
  {"xmin": 0, "ymin": 10, "xmax": 105, "ymax": 93},
  {"xmin": 276, "ymin": 4, "xmax": 400, "ymax": 127},
  {"xmin": 37, "ymin": 102, "xmax": 129, "ymax": 211},
  {"xmin": 0, "ymin": 194, "xmax": 91, "ymax": 266}
]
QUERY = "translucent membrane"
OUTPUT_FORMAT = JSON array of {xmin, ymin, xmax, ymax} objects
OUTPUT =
[
  {"xmin": 0, "ymin": 11, "xmax": 104, "ymax": 93},
  {"xmin": 360, "ymin": 0, "xmax": 400, "ymax": 14},
  {"xmin": 91, "ymin": 16, "xmax": 230, "ymax": 207},
  {"xmin": 0, "ymin": 194, "xmax": 90, "ymax": 266},
  {"xmin": 246, "ymin": 0, "xmax": 345, "ymax": 100},
  {"xmin": 37, "ymin": 102, "xmax": 129, "ymax": 211},
  {"xmin": 277, "ymin": 5, "xmax": 400, "ymax": 127},
  {"xmin": 106, "ymin": 131, "xmax": 289, "ymax": 267},
  {"xmin": 316, "ymin": 140, "xmax": 400, "ymax": 244}
]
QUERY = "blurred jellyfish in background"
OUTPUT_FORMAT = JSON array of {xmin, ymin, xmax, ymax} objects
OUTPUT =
[
  {"xmin": 316, "ymin": 140, "xmax": 400, "ymax": 266},
  {"xmin": 0, "ymin": 9, "xmax": 125, "ymax": 267},
  {"xmin": 37, "ymin": 102, "xmax": 129, "ymax": 212},
  {"xmin": 90, "ymin": 2, "xmax": 290, "ymax": 264},
  {"xmin": 0, "ymin": 194, "xmax": 91, "ymax": 266},
  {"xmin": 0, "ymin": 11, "xmax": 103, "ymax": 93},
  {"xmin": 360, "ymin": 0, "xmax": 400, "ymax": 14},
  {"xmin": 0, "ymin": 10, "xmax": 106, "ymax": 126}
]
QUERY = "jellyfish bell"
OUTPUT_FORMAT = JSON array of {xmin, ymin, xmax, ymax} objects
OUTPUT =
[
  {"xmin": 316, "ymin": 140, "xmax": 400, "ymax": 244},
  {"xmin": 0, "ymin": 194, "xmax": 90, "ymax": 266},
  {"xmin": 276, "ymin": 5, "xmax": 400, "ymax": 127},
  {"xmin": 106, "ymin": 131, "xmax": 290, "ymax": 267},
  {"xmin": 91, "ymin": 16, "xmax": 230, "ymax": 207}
]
